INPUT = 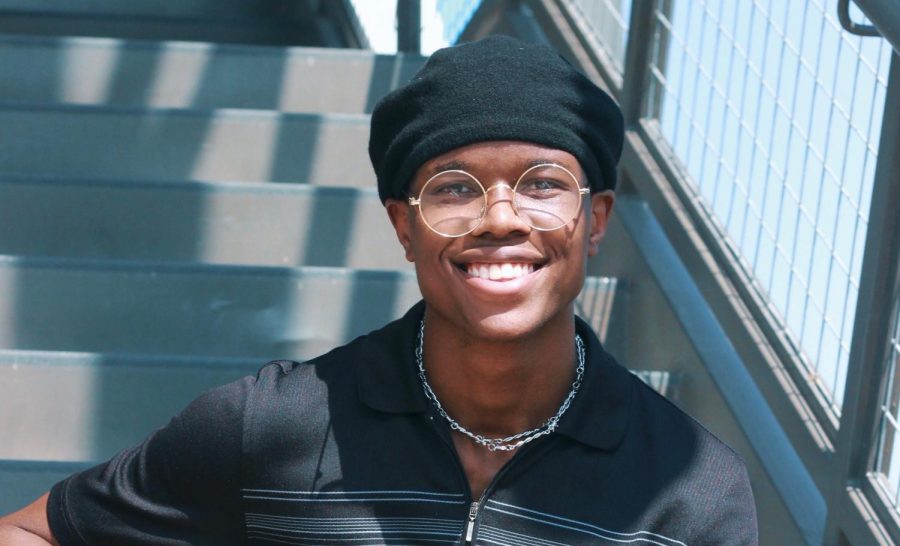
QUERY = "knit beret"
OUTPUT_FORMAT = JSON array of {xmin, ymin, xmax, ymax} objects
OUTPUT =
[{"xmin": 369, "ymin": 35, "xmax": 624, "ymax": 204}]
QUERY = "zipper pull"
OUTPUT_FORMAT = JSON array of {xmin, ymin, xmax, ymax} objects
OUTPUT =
[{"xmin": 464, "ymin": 501, "xmax": 478, "ymax": 544}]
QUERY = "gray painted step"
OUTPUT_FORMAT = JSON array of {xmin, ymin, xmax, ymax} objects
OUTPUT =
[
  {"xmin": 0, "ymin": 178, "xmax": 408, "ymax": 269},
  {"xmin": 0, "ymin": 15, "xmax": 326, "ymax": 48},
  {"xmin": 0, "ymin": 460, "xmax": 93, "ymax": 514},
  {"xmin": 0, "ymin": 353, "xmax": 662, "ymax": 465},
  {"xmin": 0, "ymin": 104, "xmax": 372, "ymax": 185},
  {"xmin": 0, "ymin": 35, "xmax": 424, "ymax": 113},
  {"xmin": 0, "ymin": 0, "xmax": 336, "ymax": 20},
  {"xmin": 0, "ymin": 258, "xmax": 421, "ymax": 360},
  {"xmin": 0, "ymin": 350, "xmax": 260, "ymax": 462},
  {"xmin": 0, "ymin": 368, "xmax": 672, "ymax": 514},
  {"xmin": 0, "ymin": 255, "xmax": 619, "ymax": 360},
  {"xmin": 0, "ymin": 0, "xmax": 363, "ymax": 47}
]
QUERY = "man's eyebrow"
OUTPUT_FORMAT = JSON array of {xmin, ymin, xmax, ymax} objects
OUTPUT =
[
  {"xmin": 526, "ymin": 158, "xmax": 565, "ymax": 168},
  {"xmin": 429, "ymin": 160, "xmax": 469, "ymax": 174},
  {"xmin": 431, "ymin": 158, "xmax": 567, "ymax": 174}
]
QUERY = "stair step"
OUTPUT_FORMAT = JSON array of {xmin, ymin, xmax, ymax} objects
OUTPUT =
[
  {"xmin": 0, "ymin": 367, "xmax": 670, "ymax": 510},
  {"xmin": 0, "ymin": 459, "xmax": 93, "ymax": 514},
  {"xmin": 0, "ymin": 0, "xmax": 312, "ymax": 18},
  {"xmin": 0, "ymin": 104, "xmax": 372, "ymax": 185},
  {"xmin": 0, "ymin": 265, "xmax": 618, "ymax": 463},
  {"xmin": 0, "ymin": 0, "xmax": 361, "ymax": 47},
  {"xmin": 0, "ymin": 350, "xmax": 259, "ymax": 461},
  {"xmin": 0, "ymin": 255, "xmax": 619, "ymax": 360},
  {"xmin": 0, "ymin": 257, "xmax": 421, "ymax": 360},
  {"xmin": 631, "ymin": 370, "xmax": 679, "ymax": 400},
  {"xmin": 0, "ymin": 0, "xmax": 333, "ymax": 19},
  {"xmin": 3, "ymin": 364, "xmax": 668, "ymax": 512},
  {"xmin": 0, "ymin": 177, "xmax": 408, "ymax": 268},
  {"xmin": 0, "ymin": 35, "xmax": 424, "ymax": 113},
  {"xmin": 0, "ymin": 351, "xmax": 656, "ymax": 467}
]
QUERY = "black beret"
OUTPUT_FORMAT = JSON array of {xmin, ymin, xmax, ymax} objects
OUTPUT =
[{"xmin": 369, "ymin": 35, "xmax": 624, "ymax": 204}]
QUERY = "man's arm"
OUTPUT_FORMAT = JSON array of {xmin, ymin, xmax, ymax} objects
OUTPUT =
[
  {"xmin": 695, "ymin": 461, "xmax": 759, "ymax": 546},
  {"xmin": 0, "ymin": 493, "xmax": 59, "ymax": 545}
]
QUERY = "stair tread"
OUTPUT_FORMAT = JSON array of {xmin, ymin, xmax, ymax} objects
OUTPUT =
[
  {"xmin": 0, "ymin": 254, "xmax": 618, "ymax": 360},
  {"xmin": 0, "ymin": 33, "xmax": 425, "ymax": 112},
  {"xmin": 0, "ymin": 104, "xmax": 373, "ymax": 185},
  {"xmin": 0, "ymin": 176, "xmax": 406, "ymax": 269}
]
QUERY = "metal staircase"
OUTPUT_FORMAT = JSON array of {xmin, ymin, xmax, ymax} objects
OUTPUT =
[{"xmin": 0, "ymin": 3, "xmax": 623, "ymax": 513}]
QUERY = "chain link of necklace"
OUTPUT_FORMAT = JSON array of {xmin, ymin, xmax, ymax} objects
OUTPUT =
[{"xmin": 415, "ymin": 319, "xmax": 585, "ymax": 452}]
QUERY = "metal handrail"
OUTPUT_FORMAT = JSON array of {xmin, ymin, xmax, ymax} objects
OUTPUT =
[
  {"xmin": 397, "ymin": 0, "xmax": 422, "ymax": 53},
  {"xmin": 839, "ymin": 0, "xmax": 900, "ymax": 54},
  {"xmin": 838, "ymin": 0, "xmax": 881, "ymax": 37}
]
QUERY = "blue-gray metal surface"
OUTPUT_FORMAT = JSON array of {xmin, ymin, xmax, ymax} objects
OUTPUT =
[
  {"xmin": 853, "ymin": 0, "xmax": 900, "ymax": 53},
  {"xmin": 0, "ymin": 34, "xmax": 425, "ymax": 112},
  {"xmin": 0, "ymin": 350, "xmax": 261, "ymax": 461},
  {"xmin": 0, "ymin": 178, "xmax": 409, "ymax": 269},
  {"xmin": 0, "ymin": 104, "xmax": 373, "ymax": 185},
  {"xmin": 0, "ymin": 0, "xmax": 367, "ymax": 48},
  {"xmin": 397, "ymin": 0, "xmax": 421, "ymax": 53},
  {"xmin": 877, "ymin": 305, "xmax": 900, "ymax": 503},
  {"xmin": 0, "ymin": 460, "xmax": 94, "ymax": 515},
  {"xmin": 616, "ymin": 196, "xmax": 825, "ymax": 546},
  {"xmin": 838, "ymin": 0, "xmax": 881, "ymax": 37},
  {"xmin": 0, "ymin": 256, "xmax": 618, "ymax": 360}
]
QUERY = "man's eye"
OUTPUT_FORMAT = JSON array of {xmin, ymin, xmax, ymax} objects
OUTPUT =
[
  {"xmin": 519, "ymin": 178, "xmax": 565, "ymax": 193},
  {"xmin": 433, "ymin": 183, "xmax": 478, "ymax": 196}
]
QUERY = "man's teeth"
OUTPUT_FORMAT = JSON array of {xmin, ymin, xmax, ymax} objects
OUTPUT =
[{"xmin": 466, "ymin": 263, "xmax": 535, "ymax": 281}]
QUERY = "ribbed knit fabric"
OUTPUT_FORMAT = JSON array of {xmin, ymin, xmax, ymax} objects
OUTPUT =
[{"xmin": 369, "ymin": 35, "xmax": 624, "ymax": 203}]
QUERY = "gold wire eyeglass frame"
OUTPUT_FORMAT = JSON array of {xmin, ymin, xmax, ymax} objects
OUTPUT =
[{"xmin": 407, "ymin": 163, "xmax": 591, "ymax": 238}]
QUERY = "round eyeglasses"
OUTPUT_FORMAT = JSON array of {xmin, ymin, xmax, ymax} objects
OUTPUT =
[{"xmin": 408, "ymin": 163, "xmax": 591, "ymax": 237}]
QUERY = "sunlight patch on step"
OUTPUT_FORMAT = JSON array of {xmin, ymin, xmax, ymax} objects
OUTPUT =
[
  {"xmin": 191, "ymin": 113, "xmax": 280, "ymax": 182},
  {"xmin": 196, "ymin": 190, "xmax": 312, "ymax": 266},
  {"xmin": 60, "ymin": 37, "xmax": 121, "ymax": 104},
  {"xmin": 0, "ymin": 355, "xmax": 100, "ymax": 461},
  {"xmin": 147, "ymin": 41, "xmax": 210, "ymax": 108}
]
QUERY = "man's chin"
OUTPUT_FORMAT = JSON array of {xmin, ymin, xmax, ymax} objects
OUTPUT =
[{"xmin": 462, "ymin": 304, "xmax": 570, "ymax": 343}]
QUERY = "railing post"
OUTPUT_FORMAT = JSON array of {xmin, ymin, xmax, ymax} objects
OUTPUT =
[
  {"xmin": 618, "ymin": 0, "xmax": 659, "ymax": 125},
  {"xmin": 397, "ymin": 0, "xmax": 421, "ymax": 54},
  {"xmin": 824, "ymin": 52, "xmax": 900, "ymax": 545}
]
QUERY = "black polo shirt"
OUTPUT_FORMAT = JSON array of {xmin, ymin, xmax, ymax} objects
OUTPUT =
[{"xmin": 48, "ymin": 301, "xmax": 757, "ymax": 545}]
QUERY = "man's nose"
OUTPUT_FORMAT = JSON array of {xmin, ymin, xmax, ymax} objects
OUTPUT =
[{"xmin": 470, "ymin": 183, "xmax": 531, "ymax": 237}]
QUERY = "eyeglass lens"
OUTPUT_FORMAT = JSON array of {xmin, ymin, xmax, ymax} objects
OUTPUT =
[{"xmin": 417, "ymin": 164, "xmax": 583, "ymax": 237}]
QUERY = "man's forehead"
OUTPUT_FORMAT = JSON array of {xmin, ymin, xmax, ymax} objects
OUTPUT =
[
  {"xmin": 425, "ymin": 157, "xmax": 571, "ymax": 175},
  {"xmin": 418, "ymin": 141, "xmax": 583, "ymax": 177}
]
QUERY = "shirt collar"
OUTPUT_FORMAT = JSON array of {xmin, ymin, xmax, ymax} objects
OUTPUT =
[
  {"xmin": 553, "ymin": 316, "xmax": 633, "ymax": 451},
  {"xmin": 356, "ymin": 301, "xmax": 633, "ymax": 451},
  {"xmin": 356, "ymin": 300, "xmax": 430, "ymax": 413}
]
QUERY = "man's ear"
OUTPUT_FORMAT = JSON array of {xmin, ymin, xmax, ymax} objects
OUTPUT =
[
  {"xmin": 385, "ymin": 199, "xmax": 415, "ymax": 262},
  {"xmin": 587, "ymin": 191, "xmax": 615, "ymax": 257}
]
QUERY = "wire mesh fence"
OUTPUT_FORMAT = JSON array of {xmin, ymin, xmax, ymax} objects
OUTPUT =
[
  {"xmin": 565, "ymin": 0, "xmax": 633, "ymax": 78},
  {"xmin": 644, "ymin": 0, "xmax": 893, "ymax": 413},
  {"xmin": 876, "ymin": 298, "xmax": 900, "ymax": 508}
]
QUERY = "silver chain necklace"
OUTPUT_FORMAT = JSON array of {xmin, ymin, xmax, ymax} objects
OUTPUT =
[{"xmin": 415, "ymin": 319, "xmax": 586, "ymax": 452}]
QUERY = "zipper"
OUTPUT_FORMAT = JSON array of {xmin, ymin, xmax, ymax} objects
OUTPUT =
[
  {"xmin": 464, "ymin": 501, "xmax": 478, "ymax": 543},
  {"xmin": 423, "ymin": 410, "xmax": 556, "ymax": 546}
]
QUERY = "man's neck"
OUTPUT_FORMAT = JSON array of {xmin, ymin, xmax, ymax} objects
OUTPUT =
[{"xmin": 420, "ymin": 308, "xmax": 578, "ymax": 439}]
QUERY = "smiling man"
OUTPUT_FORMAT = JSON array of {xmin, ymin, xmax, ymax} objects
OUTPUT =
[{"xmin": 0, "ymin": 36, "xmax": 757, "ymax": 545}]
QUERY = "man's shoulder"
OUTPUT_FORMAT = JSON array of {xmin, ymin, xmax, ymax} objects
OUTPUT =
[
  {"xmin": 250, "ymin": 334, "xmax": 372, "ymax": 403},
  {"xmin": 625, "ymin": 372, "xmax": 748, "ymax": 480}
]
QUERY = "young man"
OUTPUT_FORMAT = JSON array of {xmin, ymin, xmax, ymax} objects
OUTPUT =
[{"xmin": 0, "ymin": 36, "xmax": 758, "ymax": 545}]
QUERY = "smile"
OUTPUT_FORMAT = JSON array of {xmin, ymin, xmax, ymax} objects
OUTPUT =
[{"xmin": 465, "ymin": 263, "xmax": 536, "ymax": 281}]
